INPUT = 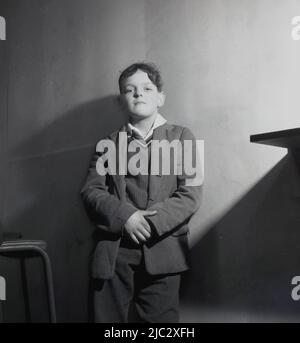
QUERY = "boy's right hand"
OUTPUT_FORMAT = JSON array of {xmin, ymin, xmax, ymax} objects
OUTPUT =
[{"xmin": 124, "ymin": 210, "xmax": 157, "ymax": 244}]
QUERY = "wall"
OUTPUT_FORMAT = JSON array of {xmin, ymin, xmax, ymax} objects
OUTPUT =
[{"xmin": 144, "ymin": 0, "xmax": 300, "ymax": 321}]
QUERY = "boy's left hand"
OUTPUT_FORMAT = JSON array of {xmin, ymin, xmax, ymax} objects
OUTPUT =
[{"xmin": 124, "ymin": 210, "xmax": 157, "ymax": 244}]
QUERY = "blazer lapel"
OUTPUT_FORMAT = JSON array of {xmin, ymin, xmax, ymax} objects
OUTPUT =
[{"xmin": 109, "ymin": 125, "xmax": 127, "ymax": 200}]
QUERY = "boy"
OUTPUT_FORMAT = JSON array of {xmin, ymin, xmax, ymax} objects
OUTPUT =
[{"xmin": 81, "ymin": 63, "xmax": 202, "ymax": 323}]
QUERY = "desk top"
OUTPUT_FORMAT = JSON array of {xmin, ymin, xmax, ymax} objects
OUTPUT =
[{"xmin": 250, "ymin": 128, "xmax": 300, "ymax": 149}]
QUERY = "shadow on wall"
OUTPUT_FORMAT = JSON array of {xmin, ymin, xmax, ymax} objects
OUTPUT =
[
  {"xmin": 181, "ymin": 153, "xmax": 300, "ymax": 322},
  {"xmin": 10, "ymin": 95, "xmax": 125, "ymax": 158},
  {"xmin": 1, "ymin": 95, "xmax": 125, "ymax": 322}
]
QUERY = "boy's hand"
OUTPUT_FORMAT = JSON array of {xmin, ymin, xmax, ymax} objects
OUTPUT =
[{"xmin": 124, "ymin": 210, "xmax": 157, "ymax": 244}]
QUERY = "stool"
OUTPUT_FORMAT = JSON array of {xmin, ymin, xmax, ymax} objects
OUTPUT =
[{"xmin": 0, "ymin": 239, "xmax": 57, "ymax": 323}]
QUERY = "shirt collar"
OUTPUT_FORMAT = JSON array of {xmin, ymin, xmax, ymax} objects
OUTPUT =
[{"xmin": 127, "ymin": 113, "xmax": 167, "ymax": 141}]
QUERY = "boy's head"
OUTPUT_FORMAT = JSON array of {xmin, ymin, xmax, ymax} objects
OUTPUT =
[{"xmin": 118, "ymin": 63, "xmax": 165, "ymax": 119}]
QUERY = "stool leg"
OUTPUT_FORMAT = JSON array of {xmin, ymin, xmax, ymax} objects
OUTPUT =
[
  {"xmin": 0, "ymin": 301, "xmax": 3, "ymax": 322},
  {"xmin": 20, "ymin": 257, "xmax": 31, "ymax": 322},
  {"xmin": 38, "ymin": 249, "xmax": 57, "ymax": 323}
]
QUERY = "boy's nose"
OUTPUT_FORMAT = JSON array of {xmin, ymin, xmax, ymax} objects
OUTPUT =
[{"xmin": 134, "ymin": 90, "xmax": 143, "ymax": 98}]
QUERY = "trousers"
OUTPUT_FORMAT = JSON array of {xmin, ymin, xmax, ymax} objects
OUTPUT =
[{"xmin": 93, "ymin": 239, "xmax": 181, "ymax": 323}]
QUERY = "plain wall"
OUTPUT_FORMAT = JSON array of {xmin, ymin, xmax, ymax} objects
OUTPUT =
[{"xmin": 1, "ymin": 0, "xmax": 300, "ymax": 322}]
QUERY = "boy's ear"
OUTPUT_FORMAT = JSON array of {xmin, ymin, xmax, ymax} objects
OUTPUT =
[{"xmin": 158, "ymin": 91, "xmax": 166, "ymax": 107}]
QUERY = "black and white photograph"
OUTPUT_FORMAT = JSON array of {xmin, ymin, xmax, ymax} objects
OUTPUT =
[{"xmin": 1, "ymin": 0, "xmax": 300, "ymax": 325}]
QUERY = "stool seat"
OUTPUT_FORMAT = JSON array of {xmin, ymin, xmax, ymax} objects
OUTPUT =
[{"xmin": 0, "ymin": 240, "xmax": 47, "ymax": 250}]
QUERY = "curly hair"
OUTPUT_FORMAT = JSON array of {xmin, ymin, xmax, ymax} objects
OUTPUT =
[{"xmin": 118, "ymin": 62, "xmax": 163, "ymax": 93}]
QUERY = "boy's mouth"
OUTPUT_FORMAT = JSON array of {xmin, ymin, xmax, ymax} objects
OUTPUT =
[{"xmin": 134, "ymin": 101, "xmax": 146, "ymax": 105}]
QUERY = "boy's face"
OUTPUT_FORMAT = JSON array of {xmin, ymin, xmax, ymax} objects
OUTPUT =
[{"xmin": 120, "ymin": 70, "xmax": 165, "ymax": 119}]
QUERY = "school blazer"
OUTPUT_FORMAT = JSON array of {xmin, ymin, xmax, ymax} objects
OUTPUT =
[{"xmin": 81, "ymin": 123, "xmax": 202, "ymax": 279}]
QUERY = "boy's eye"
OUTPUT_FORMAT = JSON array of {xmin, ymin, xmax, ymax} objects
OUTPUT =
[
  {"xmin": 124, "ymin": 89, "xmax": 133, "ymax": 94},
  {"xmin": 145, "ymin": 87, "xmax": 152, "ymax": 91}
]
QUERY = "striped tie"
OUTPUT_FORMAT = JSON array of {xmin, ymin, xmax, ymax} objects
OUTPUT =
[{"xmin": 128, "ymin": 128, "xmax": 153, "ymax": 148}]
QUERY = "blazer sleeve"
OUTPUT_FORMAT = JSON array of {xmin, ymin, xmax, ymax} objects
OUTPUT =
[
  {"xmin": 80, "ymin": 147, "xmax": 137, "ymax": 235},
  {"xmin": 146, "ymin": 127, "xmax": 203, "ymax": 236}
]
